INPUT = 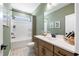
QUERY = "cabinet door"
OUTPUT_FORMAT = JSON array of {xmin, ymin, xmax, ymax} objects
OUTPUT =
[
  {"xmin": 39, "ymin": 46, "xmax": 45, "ymax": 56},
  {"xmin": 44, "ymin": 48, "xmax": 53, "ymax": 56},
  {"xmin": 39, "ymin": 46, "xmax": 53, "ymax": 56},
  {"xmin": 39, "ymin": 39, "xmax": 53, "ymax": 52}
]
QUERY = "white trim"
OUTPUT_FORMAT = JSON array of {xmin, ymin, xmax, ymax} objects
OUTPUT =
[
  {"xmin": 75, "ymin": 3, "xmax": 79, "ymax": 54},
  {"xmin": 8, "ymin": 49, "xmax": 11, "ymax": 56}
]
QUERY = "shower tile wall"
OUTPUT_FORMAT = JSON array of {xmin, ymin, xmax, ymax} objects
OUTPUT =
[{"xmin": 12, "ymin": 11, "xmax": 32, "ymax": 42}]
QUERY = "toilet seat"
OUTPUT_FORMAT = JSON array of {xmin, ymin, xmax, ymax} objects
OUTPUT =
[{"xmin": 26, "ymin": 42, "xmax": 35, "ymax": 47}]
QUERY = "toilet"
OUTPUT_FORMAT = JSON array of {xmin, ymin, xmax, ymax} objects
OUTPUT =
[
  {"xmin": 26, "ymin": 42, "xmax": 35, "ymax": 56},
  {"xmin": 26, "ymin": 42, "xmax": 35, "ymax": 47}
]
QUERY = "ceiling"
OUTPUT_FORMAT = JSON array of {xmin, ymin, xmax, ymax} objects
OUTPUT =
[
  {"xmin": 11, "ymin": 3, "xmax": 40, "ymax": 14},
  {"xmin": 44, "ymin": 3, "xmax": 69, "ymax": 16}
]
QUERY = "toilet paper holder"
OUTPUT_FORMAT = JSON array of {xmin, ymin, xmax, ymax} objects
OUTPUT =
[{"xmin": 0, "ymin": 44, "xmax": 7, "ymax": 50}]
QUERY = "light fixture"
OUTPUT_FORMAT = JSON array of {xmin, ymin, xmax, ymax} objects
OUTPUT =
[{"xmin": 47, "ymin": 3, "xmax": 58, "ymax": 10}]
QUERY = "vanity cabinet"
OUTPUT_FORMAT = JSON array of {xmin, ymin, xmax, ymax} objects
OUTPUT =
[{"xmin": 33, "ymin": 37, "xmax": 77, "ymax": 56}]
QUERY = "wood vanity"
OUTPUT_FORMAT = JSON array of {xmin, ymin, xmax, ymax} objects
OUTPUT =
[{"xmin": 33, "ymin": 35, "xmax": 78, "ymax": 56}]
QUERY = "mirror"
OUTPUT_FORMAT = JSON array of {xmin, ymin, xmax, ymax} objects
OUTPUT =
[
  {"xmin": 44, "ymin": 3, "xmax": 75, "ymax": 35},
  {"xmin": 44, "ymin": 3, "xmax": 75, "ymax": 45}
]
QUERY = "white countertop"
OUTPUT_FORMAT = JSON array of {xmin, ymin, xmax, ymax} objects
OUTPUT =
[{"xmin": 35, "ymin": 35, "xmax": 76, "ymax": 53}]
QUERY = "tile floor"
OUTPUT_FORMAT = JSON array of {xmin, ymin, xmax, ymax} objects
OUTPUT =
[{"xmin": 10, "ymin": 46, "xmax": 34, "ymax": 56}]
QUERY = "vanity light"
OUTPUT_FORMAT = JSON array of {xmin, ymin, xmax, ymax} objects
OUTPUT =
[{"xmin": 47, "ymin": 3, "xmax": 58, "ymax": 10}]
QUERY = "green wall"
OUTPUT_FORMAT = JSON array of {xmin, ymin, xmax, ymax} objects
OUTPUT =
[
  {"xmin": 3, "ymin": 26, "xmax": 11, "ymax": 56},
  {"xmin": 46, "ymin": 3, "xmax": 74, "ymax": 35},
  {"xmin": 33, "ymin": 3, "xmax": 46, "ymax": 35},
  {"xmin": 3, "ymin": 3, "xmax": 11, "ymax": 56}
]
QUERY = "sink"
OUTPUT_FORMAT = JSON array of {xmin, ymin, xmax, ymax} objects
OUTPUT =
[{"xmin": 44, "ymin": 36, "xmax": 57, "ymax": 41}]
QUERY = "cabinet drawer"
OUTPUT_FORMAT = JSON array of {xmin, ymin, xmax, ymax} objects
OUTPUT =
[
  {"xmin": 39, "ymin": 40, "xmax": 53, "ymax": 52},
  {"xmin": 54, "ymin": 46, "xmax": 74, "ymax": 56}
]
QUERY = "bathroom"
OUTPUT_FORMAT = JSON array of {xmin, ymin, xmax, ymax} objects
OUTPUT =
[{"xmin": 0, "ymin": 3, "xmax": 79, "ymax": 56}]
